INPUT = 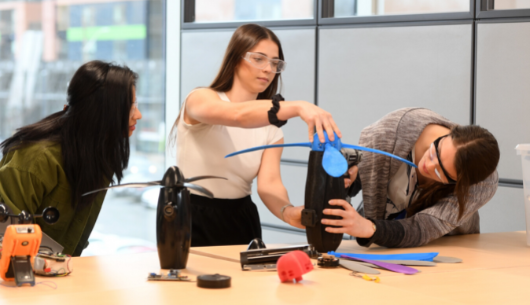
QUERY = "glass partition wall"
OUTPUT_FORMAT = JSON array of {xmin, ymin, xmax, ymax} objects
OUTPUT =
[{"xmin": 0, "ymin": 0, "xmax": 165, "ymax": 256}]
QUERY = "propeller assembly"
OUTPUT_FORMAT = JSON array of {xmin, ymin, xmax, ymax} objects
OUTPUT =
[
  {"xmin": 83, "ymin": 166, "xmax": 226, "ymax": 270},
  {"xmin": 226, "ymin": 131, "xmax": 417, "ymax": 177},
  {"xmin": 83, "ymin": 168, "xmax": 226, "ymax": 198},
  {"xmin": 226, "ymin": 131, "xmax": 417, "ymax": 253}
]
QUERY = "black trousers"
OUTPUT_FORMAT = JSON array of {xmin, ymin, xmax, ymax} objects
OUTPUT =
[{"xmin": 190, "ymin": 194, "xmax": 262, "ymax": 247}]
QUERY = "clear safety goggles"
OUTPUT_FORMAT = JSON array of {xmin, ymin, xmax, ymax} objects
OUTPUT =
[{"xmin": 242, "ymin": 52, "xmax": 286, "ymax": 74}]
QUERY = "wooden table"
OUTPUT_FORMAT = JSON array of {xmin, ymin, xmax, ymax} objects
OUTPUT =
[{"xmin": 1, "ymin": 232, "xmax": 530, "ymax": 304}]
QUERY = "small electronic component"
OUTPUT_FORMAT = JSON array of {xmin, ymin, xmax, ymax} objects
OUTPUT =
[
  {"xmin": 147, "ymin": 269, "xmax": 192, "ymax": 282},
  {"xmin": 317, "ymin": 254, "xmax": 340, "ymax": 268},
  {"xmin": 350, "ymin": 271, "xmax": 380, "ymax": 283},
  {"xmin": 242, "ymin": 264, "xmax": 277, "ymax": 271},
  {"xmin": 240, "ymin": 243, "xmax": 318, "ymax": 271},
  {"xmin": 34, "ymin": 253, "xmax": 72, "ymax": 276}
]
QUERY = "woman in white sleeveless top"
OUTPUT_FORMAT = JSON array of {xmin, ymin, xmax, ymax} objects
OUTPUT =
[{"xmin": 170, "ymin": 24, "xmax": 343, "ymax": 247}]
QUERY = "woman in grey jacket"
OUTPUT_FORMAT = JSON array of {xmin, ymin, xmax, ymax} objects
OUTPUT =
[{"xmin": 323, "ymin": 108, "xmax": 500, "ymax": 248}]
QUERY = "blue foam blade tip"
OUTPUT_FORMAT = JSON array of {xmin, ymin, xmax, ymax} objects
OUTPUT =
[{"xmin": 322, "ymin": 143, "xmax": 348, "ymax": 177}]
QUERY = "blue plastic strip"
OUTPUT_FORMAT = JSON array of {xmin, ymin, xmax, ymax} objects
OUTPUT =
[
  {"xmin": 311, "ymin": 132, "xmax": 341, "ymax": 151},
  {"xmin": 225, "ymin": 143, "xmax": 312, "ymax": 158},
  {"xmin": 341, "ymin": 144, "xmax": 418, "ymax": 168},
  {"xmin": 328, "ymin": 251, "xmax": 439, "ymax": 262},
  {"xmin": 225, "ymin": 138, "xmax": 417, "ymax": 170}
]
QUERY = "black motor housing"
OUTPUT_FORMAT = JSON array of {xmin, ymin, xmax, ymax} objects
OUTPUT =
[
  {"xmin": 156, "ymin": 167, "xmax": 191, "ymax": 269},
  {"xmin": 302, "ymin": 151, "xmax": 349, "ymax": 253}
]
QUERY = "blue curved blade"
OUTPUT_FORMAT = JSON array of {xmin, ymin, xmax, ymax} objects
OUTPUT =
[
  {"xmin": 225, "ymin": 143, "xmax": 312, "ymax": 158},
  {"xmin": 329, "ymin": 251, "xmax": 439, "ymax": 262},
  {"xmin": 342, "ymin": 144, "xmax": 417, "ymax": 168},
  {"xmin": 322, "ymin": 143, "xmax": 348, "ymax": 177}
]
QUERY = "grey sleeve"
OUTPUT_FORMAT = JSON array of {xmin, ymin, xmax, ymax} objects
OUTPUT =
[
  {"xmin": 397, "ymin": 172, "xmax": 498, "ymax": 247},
  {"xmin": 358, "ymin": 171, "xmax": 498, "ymax": 248},
  {"xmin": 356, "ymin": 214, "xmax": 454, "ymax": 248},
  {"xmin": 395, "ymin": 214, "xmax": 454, "ymax": 247}
]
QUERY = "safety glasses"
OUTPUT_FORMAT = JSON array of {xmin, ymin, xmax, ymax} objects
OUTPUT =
[
  {"xmin": 242, "ymin": 52, "xmax": 286, "ymax": 74},
  {"xmin": 429, "ymin": 135, "xmax": 457, "ymax": 184}
]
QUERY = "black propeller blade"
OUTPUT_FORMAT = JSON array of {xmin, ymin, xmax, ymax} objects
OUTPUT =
[
  {"xmin": 82, "ymin": 180, "xmax": 163, "ymax": 196},
  {"xmin": 184, "ymin": 176, "xmax": 227, "ymax": 183},
  {"xmin": 82, "ymin": 169, "xmax": 228, "ymax": 198},
  {"xmin": 181, "ymin": 182, "xmax": 214, "ymax": 198}
]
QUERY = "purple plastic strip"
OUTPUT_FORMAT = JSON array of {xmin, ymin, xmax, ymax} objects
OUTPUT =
[{"xmin": 340, "ymin": 255, "xmax": 419, "ymax": 275}]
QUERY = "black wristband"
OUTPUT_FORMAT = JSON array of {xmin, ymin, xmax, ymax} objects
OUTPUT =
[{"xmin": 267, "ymin": 94, "xmax": 287, "ymax": 128}]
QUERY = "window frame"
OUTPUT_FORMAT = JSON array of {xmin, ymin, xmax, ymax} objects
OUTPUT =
[
  {"xmin": 319, "ymin": 0, "xmax": 476, "ymax": 25},
  {"xmin": 477, "ymin": 0, "xmax": 530, "ymax": 19}
]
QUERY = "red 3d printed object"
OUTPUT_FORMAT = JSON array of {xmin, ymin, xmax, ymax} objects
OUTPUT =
[{"xmin": 277, "ymin": 250, "xmax": 313, "ymax": 283}]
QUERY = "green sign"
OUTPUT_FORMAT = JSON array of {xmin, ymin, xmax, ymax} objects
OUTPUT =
[{"xmin": 67, "ymin": 25, "xmax": 146, "ymax": 41}]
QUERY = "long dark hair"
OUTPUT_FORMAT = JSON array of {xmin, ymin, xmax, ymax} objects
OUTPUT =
[
  {"xmin": 407, "ymin": 125, "xmax": 500, "ymax": 219},
  {"xmin": 1, "ymin": 60, "xmax": 138, "ymax": 209},
  {"xmin": 210, "ymin": 23, "xmax": 284, "ymax": 99}
]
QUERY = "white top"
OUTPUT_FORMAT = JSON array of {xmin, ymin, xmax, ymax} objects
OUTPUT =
[
  {"xmin": 176, "ymin": 91, "xmax": 284, "ymax": 199},
  {"xmin": 386, "ymin": 148, "xmax": 419, "ymax": 218}
]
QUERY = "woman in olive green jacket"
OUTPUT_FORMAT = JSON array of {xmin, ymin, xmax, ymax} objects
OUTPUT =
[{"xmin": 0, "ymin": 60, "xmax": 142, "ymax": 256}]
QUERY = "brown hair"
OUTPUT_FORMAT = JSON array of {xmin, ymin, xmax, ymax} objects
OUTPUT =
[
  {"xmin": 168, "ymin": 24, "xmax": 284, "ymax": 149},
  {"xmin": 210, "ymin": 23, "xmax": 284, "ymax": 98},
  {"xmin": 407, "ymin": 125, "xmax": 500, "ymax": 219}
]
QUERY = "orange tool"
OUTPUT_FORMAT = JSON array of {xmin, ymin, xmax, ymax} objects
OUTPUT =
[{"xmin": 0, "ymin": 224, "xmax": 42, "ymax": 286}]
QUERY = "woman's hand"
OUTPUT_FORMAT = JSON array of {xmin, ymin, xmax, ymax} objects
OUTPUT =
[
  {"xmin": 321, "ymin": 199, "xmax": 375, "ymax": 238},
  {"xmin": 283, "ymin": 205, "xmax": 305, "ymax": 229},
  {"xmin": 344, "ymin": 165, "xmax": 358, "ymax": 188},
  {"xmin": 294, "ymin": 101, "xmax": 342, "ymax": 143}
]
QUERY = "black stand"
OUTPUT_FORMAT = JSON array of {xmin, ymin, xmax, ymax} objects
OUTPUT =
[{"xmin": 6, "ymin": 256, "xmax": 35, "ymax": 287}]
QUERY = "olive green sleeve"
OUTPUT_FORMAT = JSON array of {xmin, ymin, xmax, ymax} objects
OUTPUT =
[
  {"xmin": 0, "ymin": 166, "xmax": 48, "ymax": 215},
  {"xmin": 0, "ymin": 146, "xmax": 62, "ymax": 215}
]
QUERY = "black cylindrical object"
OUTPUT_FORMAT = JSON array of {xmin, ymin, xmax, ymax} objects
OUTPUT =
[
  {"xmin": 303, "ymin": 151, "xmax": 347, "ymax": 253},
  {"xmin": 197, "ymin": 274, "xmax": 231, "ymax": 289},
  {"xmin": 156, "ymin": 167, "xmax": 191, "ymax": 269}
]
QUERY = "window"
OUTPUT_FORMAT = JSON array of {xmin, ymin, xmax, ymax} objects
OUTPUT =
[
  {"xmin": 494, "ymin": 0, "xmax": 530, "ymax": 10},
  {"xmin": 477, "ymin": 0, "xmax": 530, "ymax": 18},
  {"xmin": 334, "ymin": 0, "xmax": 470, "ymax": 18},
  {"xmin": 192, "ymin": 0, "xmax": 314, "ymax": 22},
  {"xmin": 0, "ymin": 0, "xmax": 165, "ymax": 256}
]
